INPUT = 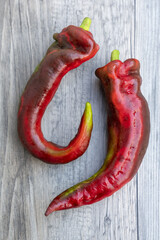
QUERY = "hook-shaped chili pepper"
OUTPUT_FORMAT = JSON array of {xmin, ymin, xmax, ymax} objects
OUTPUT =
[
  {"xmin": 45, "ymin": 50, "xmax": 150, "ymax": 215},
  {"xmin": 18, "ymin": 18, "xmax": 99, "ymax": 164}
]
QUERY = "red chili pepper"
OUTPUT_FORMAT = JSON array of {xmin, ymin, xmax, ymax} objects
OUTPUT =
[
  {"xmin": 45, "ymin": 50, "xmax": 150, "ymax": 215},
  {"xmin": 18, "ymin": 18, "xmax": 99, "ymax": 164}
]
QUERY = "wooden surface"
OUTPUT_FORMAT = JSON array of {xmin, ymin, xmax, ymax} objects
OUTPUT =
[{"xmin": 0, "ymin": 0, "xmax": 159, "ymax": 239}]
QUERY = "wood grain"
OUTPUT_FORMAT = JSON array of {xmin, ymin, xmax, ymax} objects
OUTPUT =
[
  {"xmin": 135, "ymin": 0, "xmax": 160, "ymax": 239},
  {"xmin": 0, "ymin": 0, "xmax": 159, "ymax": 239}
]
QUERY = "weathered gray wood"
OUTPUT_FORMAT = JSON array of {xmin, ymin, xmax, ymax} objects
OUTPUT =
[
  {"xmin": 0, "ymin": 0, "xmax": 159, "ymax": 239},
  {"xmin": 135, "ymin": 0, "xmax": 160, "ymax": 240}
]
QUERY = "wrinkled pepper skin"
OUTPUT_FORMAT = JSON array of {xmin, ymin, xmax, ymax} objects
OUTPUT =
[
  {"xmin": 18, "ymin": 20, "xmax": 99, "ymax": 164},
  {"xmin": 45, "ymin": 57, "xmax": 150, "ymax": 215}
]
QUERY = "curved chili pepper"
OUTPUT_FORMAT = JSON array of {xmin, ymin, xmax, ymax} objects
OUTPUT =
[
  {"xmin": 45, "ymin": 50, "xmax": 150, "ymax": 215},
  {"xmin": 18, "ymin": 18, "xmax": 99, "ymax": 164}
]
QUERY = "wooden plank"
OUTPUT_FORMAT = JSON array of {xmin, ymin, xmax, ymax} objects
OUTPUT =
[
  {"xmin": 1, "ymin": 0, "xmax": 157, "ymax": 239},
  {"xmin": 135, "ymin": 0, "xmax": 160, "ymax": 239}
]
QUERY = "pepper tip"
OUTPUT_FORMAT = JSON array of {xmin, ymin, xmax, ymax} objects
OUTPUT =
[
  {"xmin": 84, "ymin": 102, "xmax": 93, "ymax": 130},
  {"xmin": 45, "ymin": 207, "xmax": 52, "ymax": 217}
]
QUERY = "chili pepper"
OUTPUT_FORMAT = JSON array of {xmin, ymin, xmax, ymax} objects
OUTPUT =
[
  {"xmin": 45, "ymin": 50, "xmax": 150, "ymax": 215},
  {"xmin": 18, "ymin": 18, "xmax": 99, "ymax": 164}
]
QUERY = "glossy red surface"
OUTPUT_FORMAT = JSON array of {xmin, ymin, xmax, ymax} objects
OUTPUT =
[
  {"xmin": 45, "ymin": 58, "xmax": 150, "ymax": 215},
  {"xmin": 17, "ymin": 25, "xmax": 99, "ymax": 164}
]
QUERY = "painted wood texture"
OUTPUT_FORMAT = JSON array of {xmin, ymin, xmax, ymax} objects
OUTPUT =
[{"xmin": 0, "ymin": 0, "xmax": 159, "ymax": 239}]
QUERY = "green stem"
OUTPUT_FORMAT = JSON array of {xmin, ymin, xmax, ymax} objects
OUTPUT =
[
  {"xmin": 80, "ymin": 17, "xmax": 91, "ymax": 31},
  {"xmin": 111, "ymin": 50, "xmax": 120, "ymax": 61}
]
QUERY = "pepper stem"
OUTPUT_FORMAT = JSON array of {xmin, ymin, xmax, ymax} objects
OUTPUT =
[
  {"xmin": 111, "ymin": 50, "xmax": 120, "ymax": 61},
  {"xmin": 80, "ymin": 17, "xmax": 91, "ymax": 31}
]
